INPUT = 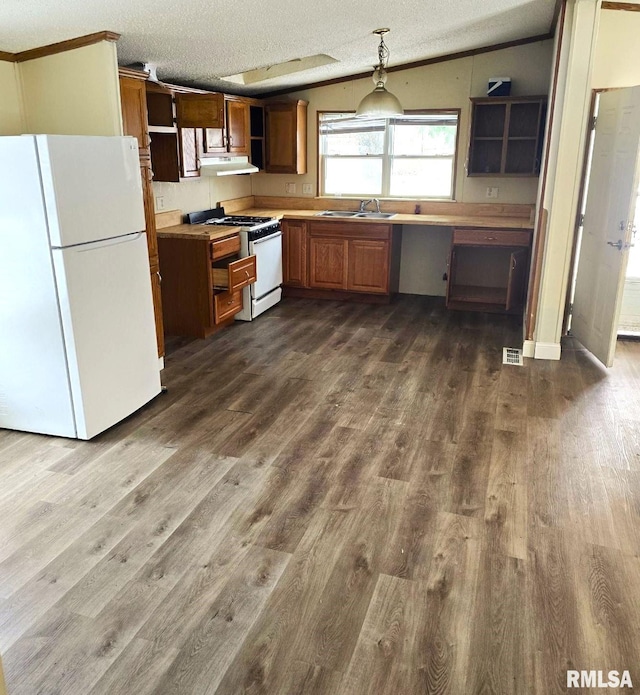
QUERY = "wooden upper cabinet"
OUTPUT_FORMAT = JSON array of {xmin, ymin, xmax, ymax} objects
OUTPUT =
[
  {"xmin": 468, "ymin": 96, "xmax": 547, "ymax": 176},
  {"xmin": 176, "ymin": 92, "xmax": 224, "ymax": 129},
  {"xmin": 265, "ymin": 100, "xmax": 307, "ymax": 174},
  {"xmin": 226, "ymin": 98, "xmax": 250, "ymax": 153},
  {"xmin": 204, "ymin": 97, "xmax": 250, "ymax": 156},
  {"xmin": 119, "ymin": 74, "xmax": 150, "ymax": 153}
]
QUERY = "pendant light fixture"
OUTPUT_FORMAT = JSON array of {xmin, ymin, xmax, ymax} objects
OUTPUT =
[{"xmin": 356, "ymin": 28, "xmax": 403, "ymax": 118}]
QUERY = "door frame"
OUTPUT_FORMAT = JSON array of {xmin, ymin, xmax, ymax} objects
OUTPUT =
[{"xmin": 561, "ymin": 89, "xmax": 600, "ymax": 335}]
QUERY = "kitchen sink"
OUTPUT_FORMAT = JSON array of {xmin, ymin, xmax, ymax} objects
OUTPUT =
[
  {"xmin": 354, "ymin": 212, "xmax": 396, "ymax": 219},
  {"xmin": 315, "ymin": 210, "xmax": 396, "ymax": 219}
]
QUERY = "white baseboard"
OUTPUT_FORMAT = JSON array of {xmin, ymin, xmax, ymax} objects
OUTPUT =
[
  {"xmin": 533, "ymin": 341, "xmax": 562, "ymax": 361},
  {"xmin": 522, "ymin": 340, "xmax": 536, "ymax": 359}
]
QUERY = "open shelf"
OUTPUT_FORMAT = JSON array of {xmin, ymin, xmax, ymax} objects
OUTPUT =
[{"xmin": 468, "ymin": 96, "xmax": 547, "ymax": 177}]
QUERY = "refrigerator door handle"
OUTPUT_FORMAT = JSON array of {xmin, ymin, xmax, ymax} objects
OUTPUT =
[{"xmin": 54, "ymin": 232, "xmax": 145, "ymax": 252}]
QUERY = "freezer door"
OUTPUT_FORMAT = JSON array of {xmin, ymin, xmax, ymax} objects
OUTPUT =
[
  {"xmin": 36, "ymin": 135, "xmax": 145, "ymax": 247},
  {"xmin": 52, "ymin": 232, "xmax": 161, "ymax": 439},
  {"xmin": 0, "ymin": 137, "xmax": 77, "ymax": 437}
]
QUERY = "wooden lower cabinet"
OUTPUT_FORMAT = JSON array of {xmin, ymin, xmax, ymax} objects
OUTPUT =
[
  {"xmin": 446, "ymin": 227, "xmax": 531, "ymax": 313},
  {"xmin": 309, "ymin": 237, "xmax": 347, "ymax": 289},
  {"xmin": 282, "ymin": 219, "xmax": 308, "ymax": 287},
  {"xmin": 283, "ymin": 219, "xmax": 397, "ymax": 299},
  {"xmin": 347, "ymin": 239, "xmax": 390, "ymax": 293},
  {"xmin": 158, "ymin": 233, "xmax": 256, "ymax": 338}
]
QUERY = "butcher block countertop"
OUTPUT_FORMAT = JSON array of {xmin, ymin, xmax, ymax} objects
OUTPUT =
[
  {"xmin": 156, "ymin": 223, "xmax": 240, "ymax": 241},
  {"xmin": 233, "ymin": 208, "xmax": 534, "ymax": 230}
]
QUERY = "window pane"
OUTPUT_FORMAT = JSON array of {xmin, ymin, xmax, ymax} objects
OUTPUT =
[
  {"xmin": 324, "ymin": 157, "xmax": 383, "ymax": 195},
  {"xmin": 392, "ymin": 123, "xmax": 457, "ymax": 157},
  {"xmin": 389, "ymin": 158, "xmax": 453, "ymax": 198},
  {"xmin": 323, "ymin": 131, "xmax": 384, "ymax": 156}
]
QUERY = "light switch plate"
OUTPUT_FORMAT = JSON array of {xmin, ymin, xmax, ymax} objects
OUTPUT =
[
  {"xmin": 285, "ymin": 183, "xmax": 297, "ymax": 194},
  {"xmin": 486, "ymin": 187, "xmax": 499, "ymax": 199},
  {"xmin": 302, "ymin": 183, "xmax": 313, "ymax": 195},
  {"xmin": 155, "ymin": 196, "xmax": 165, "ymax": 210}
]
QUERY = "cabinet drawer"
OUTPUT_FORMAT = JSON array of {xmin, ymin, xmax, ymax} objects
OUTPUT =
[
  {"xmin": 214, "ymin": 289, "xmax": 243, "ymax": 323},
  {"xmin": 308, "ymin": 221, "xmax": 391, "ymax": 240},
  {"xmin": 210, "ymin": 235, "xmax": 241, "ymax": 260},
  {"xmin": 453, "ymin": 229, "xmax": 530, "ymax": 247},
  {"xmin": 212, "ymin": 255, "xmax": 257, "ymax": 291}
]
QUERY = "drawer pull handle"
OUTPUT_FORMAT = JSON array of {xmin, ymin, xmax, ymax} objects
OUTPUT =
[
  {"xmin": 228, "ymin": 299, "xmax": 234, "ymax": 305},
  {"xmin": 485, "ymin": 236, "xmax": 497, "ymax": 241},
  {"xmin": 245, "ymin": 270, "xmax": 250, "ymax": 279}
]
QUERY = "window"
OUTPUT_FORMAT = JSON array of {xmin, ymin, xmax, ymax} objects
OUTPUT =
[{"xmin": 319, "ymin": 110, "xmax": 459, "ymax": 199}]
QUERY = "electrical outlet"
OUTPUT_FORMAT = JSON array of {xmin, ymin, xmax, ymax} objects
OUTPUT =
[
  {"xmin": 486, "ymin": 187, "xmax": 499, "ymax": 199},
  {"xmin": 302, "ymin": 183, "xmax": 313, "ymax": 195},
  {"xmin": 155, "ymin": 196, "xmax": 165, "ymax": 210},
  {"xmin": 285, "ymin": 182, "xmax": 297, "ymax": 194}
]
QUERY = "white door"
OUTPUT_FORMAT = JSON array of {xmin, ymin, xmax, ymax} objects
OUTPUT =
[
  {"xmin": 52, "ymin": 232, "xmax": 161, "ymax": 439},
  {"xmin": 571, "ymin": 86, "xmax": 640, "ymax": 367}
]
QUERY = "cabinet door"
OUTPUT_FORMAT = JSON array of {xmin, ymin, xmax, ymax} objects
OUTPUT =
[
  {"xmin": 309, "ymin": 237, "xmax": 347, "ymax": 289},
  {"xmin": 140, "ymin": 162, "xmax": 158, "ymax": 263},
  {"xmin": 119, "ymin": 77, "xmax": 149, "ymax": 153},
  {"xmin": 347, "ymin": 239, "xmax": 390, "ymax": 293},
  {"xmin": 282, "ymin": 220, "xmax": 308, "ymax": 287},
  {"xmin": 506, "ymin": 248, "xmax": 528, "ymax": 312},
  {"xmin": 149, "ymin": 262, "xmax": 165, "ymax": 358},
  {"xmin": 265, "ymin": 101, "xmax": 307, "ymax": 174},
  {"xmin": 204, "ymin": 127, "xmax": 226, "ymax": 154},
  {"xmin": 175, "ymin": 93, "xmax": 224, "ymax": 128},
  {"xmin": 179, "ymin": 127, "xmax": 202, "ymax": 178},
  {"xmin": 226, "ymin": 99, "xmax": 250, "ymax": 154}
]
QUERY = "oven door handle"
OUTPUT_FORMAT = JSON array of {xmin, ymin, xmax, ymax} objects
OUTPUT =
[{"xmin": 250, "ymin": 231, "xmax": 282, "ymax": 246}]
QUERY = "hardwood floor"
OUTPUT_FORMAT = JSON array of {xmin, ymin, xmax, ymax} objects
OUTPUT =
[{"xmin": 1, "ymin": 295, "xmax": 639, "ymax": 694}]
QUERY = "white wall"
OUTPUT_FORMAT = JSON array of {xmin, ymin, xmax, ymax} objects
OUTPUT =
[
  {"xmin": 19, "ymin": 42, "xmax": 122, "ymax": 136},
  {"xmin": 152, "ymin": 175, "xmax": 252, "ymax": 215},
  {"xmin": 0, "ymin": 61, "xmax": 24, "ymax": 134},
  {"xmin": 253, "ymin": 39, "xmax": 553, "ymax": 206},
  {"xmin": 592, "ymin": 9, "xmax": 640, "ymax": 88}
]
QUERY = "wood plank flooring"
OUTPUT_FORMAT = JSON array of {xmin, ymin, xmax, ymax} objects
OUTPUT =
[{"xmin": 1, "ymin": 295, "xmax": 640, "ymax": 694}]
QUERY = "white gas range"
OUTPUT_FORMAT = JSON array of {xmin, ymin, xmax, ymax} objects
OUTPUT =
[{"xmin": 187, "ymin": 208, "xmax": 283, "ymax": 321}]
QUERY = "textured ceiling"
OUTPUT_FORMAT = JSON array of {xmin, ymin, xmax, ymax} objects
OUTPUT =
[{"xmin": 0, "ymin": 0, "xmax": 556, "ymax": 94}]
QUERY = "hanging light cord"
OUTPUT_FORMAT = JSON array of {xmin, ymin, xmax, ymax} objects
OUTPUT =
[{"xmin": 377, "ymin": 34, "xmax": 390, "ymax": 73}]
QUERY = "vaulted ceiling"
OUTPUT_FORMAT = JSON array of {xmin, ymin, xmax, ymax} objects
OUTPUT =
[{"xmin": 1, "ymin": 0, "xmax": 557, "ymax": 94}]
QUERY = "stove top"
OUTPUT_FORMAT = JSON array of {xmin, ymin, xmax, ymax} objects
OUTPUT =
[
  {"xmin": 205, "ymin": 215, "xmax": 274, "ymax": 227},
  {"xmin": 186, "ymin": 207, "xmax": 280, "ymax": 239}
]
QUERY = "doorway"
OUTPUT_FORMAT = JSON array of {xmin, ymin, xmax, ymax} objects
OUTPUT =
[
  {"xmin": 566, "ymin": 85, "xmax": 640, "ymax": 367},
  {"xmin": 618, "ymin": 186, "xmax": 640, "ymax": 335}
]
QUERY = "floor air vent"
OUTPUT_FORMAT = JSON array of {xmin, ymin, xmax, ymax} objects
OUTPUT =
[{"xmin": 502, "ymin": 347, "xmax": 524, "ymax": 366}]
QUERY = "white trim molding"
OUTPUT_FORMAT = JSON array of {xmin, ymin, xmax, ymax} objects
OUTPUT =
[
  {"xmin": 522, "ymin": 340, "xmax": 536, "ymax": 358},
  {"xmin": 533, "ymin": 341, "xmax": 562, "ymax": 360}
]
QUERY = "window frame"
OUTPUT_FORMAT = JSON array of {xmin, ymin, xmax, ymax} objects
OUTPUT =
[{"xmin": 317, "ymin": 108, "xmax": 461, "ymax": 200}]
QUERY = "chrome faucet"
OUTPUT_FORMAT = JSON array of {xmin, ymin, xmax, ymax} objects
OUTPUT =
[{"xmin": 359, "ymin": 198, "xmax": 380, "ymax": 213}]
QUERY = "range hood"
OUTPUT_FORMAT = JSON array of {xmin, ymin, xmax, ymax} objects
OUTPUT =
[{"xmin": 199, "ymin": 156, "xmax": 258, "ymax": 176}]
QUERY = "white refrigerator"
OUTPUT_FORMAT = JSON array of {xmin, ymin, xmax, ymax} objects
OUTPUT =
[{"xmin": 0, "ymin": 135, "xmax": 161, "ymax": 440}]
